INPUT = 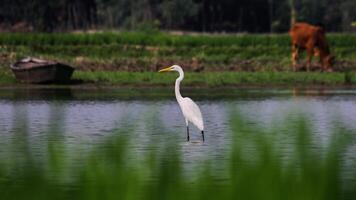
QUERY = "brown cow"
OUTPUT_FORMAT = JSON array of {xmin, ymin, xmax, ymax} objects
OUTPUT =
[{"xmin": 289, "ymin": 22, "xmax": 334, "ymax": 71}]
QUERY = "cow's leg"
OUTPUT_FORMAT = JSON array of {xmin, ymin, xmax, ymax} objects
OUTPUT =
[
  {"xmin": 314, "ymin": 47, "xmax": 322, "ymax": 67},
  {"xmin": 313, "ymin": 47, "xmax": 320, "ymax": 57},
  {"xmin": 306, "ymin": 52, "xmax": 312, "ymax": 72},
  {"xmin": 305, "ymin": 40, "xmax": 316, "ymax": 72},
  {"xmin": 306, "ymin": 48, "xmax": 314, "ymax": 72},
  {"xmin": 315, "ymin": 48, "xmax": 326, "ymax": 71},
  {"xmin": 291, "ymin": 45, "xmax": 299, "ymax": 71}
]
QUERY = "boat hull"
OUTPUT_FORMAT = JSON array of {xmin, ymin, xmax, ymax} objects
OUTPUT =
[{"xmin": 11, "ymin": 62, "xmax": 74, "ymax": 84}]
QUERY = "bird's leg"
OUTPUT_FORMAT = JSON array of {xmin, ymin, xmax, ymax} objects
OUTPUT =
[
  {"xmin": 201, "ymin": 131, "xmax": 205, "ymax": 142},
  {"xmin": 185, "ymin": 119, "xmax": 190, "ymax": 141},
  {"xmin": 186, "ymin": 126, "xmax": 190, "ymax": 141}
]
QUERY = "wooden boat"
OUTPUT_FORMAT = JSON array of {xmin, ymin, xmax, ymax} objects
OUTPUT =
[{"xmin": 10, "ymin": 57, "xmax": 75, "ymax": 83}]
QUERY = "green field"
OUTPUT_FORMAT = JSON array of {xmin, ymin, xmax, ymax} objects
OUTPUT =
[
  {"xmin": 0, "ymin": 32, "xmax": 356, "ymax": 86},
  {"xmin": 72, "ymin": 71, "xmax": 356, "ymax": 86},
  {"xmin": 1, "ymin": 71, "xmax": 355, "ymax": 87}
]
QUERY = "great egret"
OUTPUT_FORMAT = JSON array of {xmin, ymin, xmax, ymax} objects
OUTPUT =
[{"xmin": 159, "ymin": 65, "xmax": 205, "ymax": 142}]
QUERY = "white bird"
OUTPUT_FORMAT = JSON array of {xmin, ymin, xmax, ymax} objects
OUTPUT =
[{"xmin": 159, "ymin": 65, "xmax": 205, "ymax": 142}]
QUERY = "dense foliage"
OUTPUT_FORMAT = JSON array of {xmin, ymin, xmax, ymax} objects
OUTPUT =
[{"xmin": 0, "ymin": 0, "xmax": 355, "ymax": 32}]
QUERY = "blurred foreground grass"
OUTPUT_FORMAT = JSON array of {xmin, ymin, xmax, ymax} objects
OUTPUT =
[{"xmin": 0, "ymin": 112, "xmax": 355, "ymax": 200}]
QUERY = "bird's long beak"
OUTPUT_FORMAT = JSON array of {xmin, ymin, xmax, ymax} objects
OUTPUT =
[{"xmin": 158, "ymin": 66, "xmax": 172, "ymax": 72}]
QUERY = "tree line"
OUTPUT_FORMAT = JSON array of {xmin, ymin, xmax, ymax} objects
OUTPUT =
[{"xmin": 0, "ymin": 0, "xmax": 355, "ymax": 32}]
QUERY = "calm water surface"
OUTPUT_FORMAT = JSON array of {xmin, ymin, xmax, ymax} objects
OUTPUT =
[{"xmin": 0, "ymin": 88, "xmax": 355, "ymax": 177}]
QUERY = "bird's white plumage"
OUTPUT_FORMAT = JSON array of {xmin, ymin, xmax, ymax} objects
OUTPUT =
[{"xmin": 179, "ymin": 97, "xmax": 204, "ymax": 131}]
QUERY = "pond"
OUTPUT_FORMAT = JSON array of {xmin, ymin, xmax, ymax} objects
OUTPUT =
[{"xmin": 0, "ymin": 87, "xmax": 355, "ymax": 199}]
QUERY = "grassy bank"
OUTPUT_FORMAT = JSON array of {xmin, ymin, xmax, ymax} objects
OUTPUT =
[
  {"xmin": 0, "ymin": 32, "xmax": 355, "ymax": 72},
  {"xmin": 0, "ymin": 71, "xmax": 355, "ymax": 87},
  {"xmin": 73, "ymin": 71, "xmax": 356, "ymax": 86},
  {"xmin": 0, "ymin": 32, "xmax": 355, "ymax": 87},
  {"xmin": 0, "ymin": 32, "xmax": 355, "ymax": 47}
]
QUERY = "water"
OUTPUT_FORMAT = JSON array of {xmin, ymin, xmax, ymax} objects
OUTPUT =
[
  {"xmin": 1, "ymin": 88, "xmax": 356, "ymax": 159},
  {"xmin": 0, "ymin": 88, "xmax": 355, "ymax": 198}
]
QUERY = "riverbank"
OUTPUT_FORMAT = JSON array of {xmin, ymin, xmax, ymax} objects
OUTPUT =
[
  {"xmin": 0, "ymin": 71, "xmax": 355, "ymax": 87},
  {"xmin": 0, "ymin": 32, "xmax": 356, "ymax": 72},
  {"xmin": 73, "ymin": 71, "xmax": 356, "ymax": 86},
  {"xmin": 0, "ymin": 32, "xmax": 355, "ymax": 87}
]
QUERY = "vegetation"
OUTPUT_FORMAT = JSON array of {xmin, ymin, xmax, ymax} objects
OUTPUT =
[
  {"xmin": 0, "ymin": 32, "xmax": 355, "ymax": 74},
  {"xmin": 72, "ymin": 71, "xmax": 356, "ymax": 87},
  {"xmin": 0, "ymin": 0, "xmax": 355, "ymax": 32},
  {"xmin": 0, "ymin": 112, "xmax": 354, "ymax": 199},
  {"xmin": 0, "ymin": 69, "xmax": 15, "ymax": 84},
  {"xmin": 1, "ymin": 32, "xmax": 356, "ymax": 47},
  {"xmin": 0, "ymin": 70, "xmax": 355, "ymax": 87},
  {"xmin": 0, "ymin": 32, "xmax": 355, "ymax": 87}
]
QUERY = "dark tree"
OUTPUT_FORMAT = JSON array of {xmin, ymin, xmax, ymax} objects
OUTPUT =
[{"xmin": 0, "ymin": 0, "xmax": 354, "ymax": 32}]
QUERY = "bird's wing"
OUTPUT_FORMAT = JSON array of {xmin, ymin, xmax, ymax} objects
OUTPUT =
[{"xmin": 181, "ymin": 97, "xmax": 204, "ymax": 130}]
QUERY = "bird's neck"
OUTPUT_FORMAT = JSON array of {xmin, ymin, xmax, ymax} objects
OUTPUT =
[{"xmin": 175, "ymin": 69, "xmax": 184, "ymax": 101}]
